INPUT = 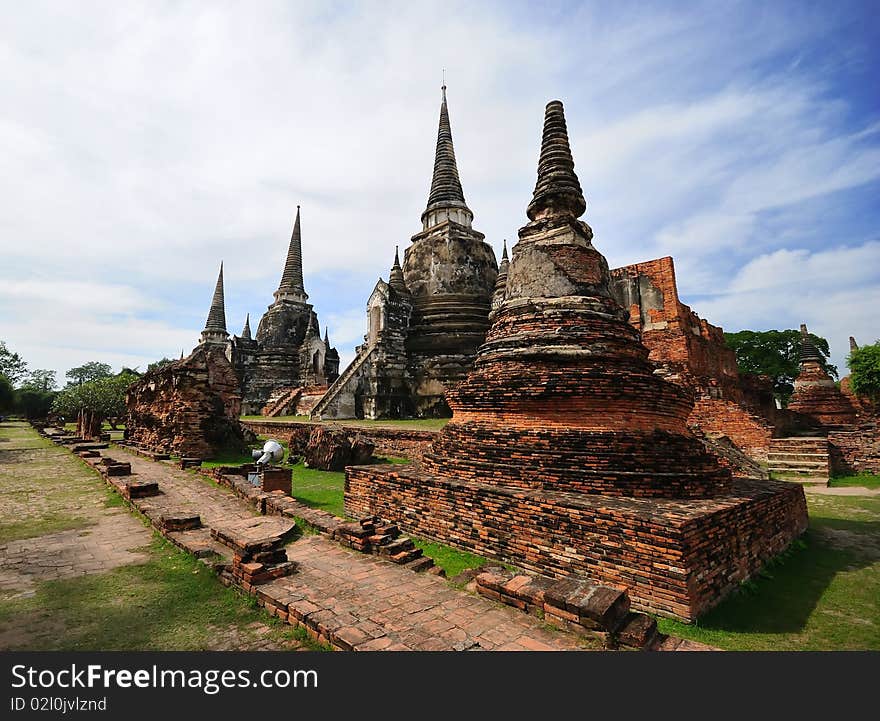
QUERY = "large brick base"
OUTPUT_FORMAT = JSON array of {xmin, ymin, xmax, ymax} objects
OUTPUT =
[{"xmin": 345, "ymin": 465, "xmax": 807, "ymax": 621}]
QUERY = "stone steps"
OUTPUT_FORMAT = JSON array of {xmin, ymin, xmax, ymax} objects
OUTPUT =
[
  {"xmin": 768, "ymin": 437, "xmax": 829, "ymax": 484},
  {"xmin": 334, "ymin": 516, "xmax": 442, "ymax": 576}
]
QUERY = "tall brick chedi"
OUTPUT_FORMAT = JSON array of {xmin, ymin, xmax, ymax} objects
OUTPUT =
[
  {"xmin": 347, "ymin": 100, "xmax": 808, "ymax": 621},
  {"xmin": 312, "ymin": 86, "xmax": 497, "ymax": 419},
  {"xmin": 787, "ymin": 324, "xmax": 856, "ymax": 428},
  {"xmin": 228, "ymin": 206, "xmax": 340, "ymax": 414}
]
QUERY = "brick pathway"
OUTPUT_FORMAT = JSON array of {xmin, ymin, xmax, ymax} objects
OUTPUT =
[
  {"xmin": 103, "ymin": 446, "xmax": 598, "ymax": 651},
  {"xmin": 0, "ymin": 522, "xmax": 152, "ymax": 600},
  {"xmin": 0, "ymin": 423, "xmax": 305, "ymax": 651}
]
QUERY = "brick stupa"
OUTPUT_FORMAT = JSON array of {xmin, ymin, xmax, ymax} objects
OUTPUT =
[
  {"xmin": 787, "ymin": 324, "xmax": 856, "ymax": 428},
  {"xmin": 346, "ymin": 100, "xmax": 808, "ymax": 621}
]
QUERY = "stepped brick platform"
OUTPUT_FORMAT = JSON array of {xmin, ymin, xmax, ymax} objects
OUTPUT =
[
  {"xmin": 335, "ymin": 517, "xmax": 443, "ymax": 575},
  {"xmin": 768, "ymin": 437, "xmax": 830, "ymax": 485},
  {"xmin": 347, "ymin": 99, "xmax": 808, "ymax": 622}
]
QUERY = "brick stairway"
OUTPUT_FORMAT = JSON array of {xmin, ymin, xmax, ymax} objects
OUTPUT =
[{"xmin": 768, "ymin": 437, "xmax": 830, "ymax": 485}]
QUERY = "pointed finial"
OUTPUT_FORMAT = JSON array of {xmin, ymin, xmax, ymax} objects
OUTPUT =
[
  {"xmin": 527, "ymin": 100, "xmax": 586, "ymax": 221},
  {"xmin": 389, "ymin": 245, "xmax": 408, "ymax": 294},
  {"xmin": 241, "ymin": 313, "xmax": 252, "ymax": 340},
  {"xmin": 180, "ymin": 349, "xmax": 184, "ymax": 360},
  {"xmin": 275, "ymin": 204, "xmax": 308, "ymax": 303},
  {"xmin": 800, "ymin": 323, "xmax": 808, "ymax": 337},
  {"xmin": 442, "ymin": 69, "xmax": 446, "ymax": 102},
  {"xmin": 200, "ymin": 262, "xmax": 229, "ymax": 344},
  {"xmin": 324, "ymin": 326, "xmax": 330, "ymax": 346},
  {"xmin": 850, "ymin": 336, "xmax": 858, "ymax": 352},
  {"xmin": 422, "ymin": 82, "xmax": 472, "ymax": 227},
  {"xmin": 502, "ymin": 239, "xmax": 508, "ymax": 260}
]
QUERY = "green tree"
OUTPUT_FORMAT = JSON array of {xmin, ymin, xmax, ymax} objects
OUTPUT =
[
  {"xmin": 848, "ymin": 341, "xmax": 880, "ymax": 402},
  {"xmin": 65, "ymin": 361, "xmax": 113, "ymax": 387},
  {"xmin": 725, "ymin": 329, "xmax": 837, "ymax": 404},
  {"xmin": 147, "ymin": 357, "xmax": 175, "ymax": 372},
  {"xmin": 0, "ymin": 341, "xmax": 28, "ymax": 385},
  {"xmin": 15, "ymin": 388, "xmax": 56, "ymax": 419},
  {"xmin": 22, "ymin": 368, "xmax": 58, "ymax": 392},
  {"xmin": 0, "ymin": 374, "xmax": 14, "ymax": 413},
  {"xmin": 52, "ymin": 370, "xmax": 139, "ymax": 429}
]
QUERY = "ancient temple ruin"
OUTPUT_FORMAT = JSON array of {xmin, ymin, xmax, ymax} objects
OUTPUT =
[
  {"xmin": 787, "ymin": 324, "xmax": 856, "ymax": 428},
  {"xmin": 346, "ymin": 99, "xmax": 808, "ymax": 621},
  {"xmin": 311, "ymin": 86, "xmax": 497, "ymax": 420},
  {"xmin": 610, "ymin": 256, "xmax": 782, "ymax": 462},
  {"xmin": 195, "ymin": 208, "xmax": 340, "ymax": 415},
  {"xmin": 125, "ymin": 344, "xmax": 247, "ymax": 458}
]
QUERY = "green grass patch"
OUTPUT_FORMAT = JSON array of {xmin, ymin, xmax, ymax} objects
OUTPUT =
[
  {"xmin": 0, "ymin": 536, "xmax": 325, "ymax": 651},
  {"xmin": 0, "ymin": 514, "xmax": 93, "ymax": 544},
  {"xmin": 291, "ymin": 463, "xmax": 347, "ymax": 518},
  {"xmin": 657, "ymin": 492, "xmax": 880, "ymax": 650},
  {"xmin": 410, "ymin": 538, "xmax": 493, "ymax": 579},
  {"xmin": 830, "ymin": 473, "xmax": 880, "ymax": 489}
]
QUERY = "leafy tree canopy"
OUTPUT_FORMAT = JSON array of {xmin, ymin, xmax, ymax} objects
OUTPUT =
[
  {"xmin": 0, "ymin": 341, "xmax": 28, "ymax": 385},
  {"xmin": 52, "ymin": 370, "xmax": 139, "ymax": 420},
  {"xmin": 725, "ymin": 329, "xmax": 837, "ymax": 403},
  {"xmin": 15, "ymin": 388, "xmax": 56, "ymax": 419},
  {"xmin": 0, "ymin": 374, "xmax": 13, "ymax": 413},
  {"xmin": 147, "ymin": 357, "xmax": 175, "ymax": 372},
  {"xmin": 21, "ymin": 369, "xmax": 58, "ymax": 392},
  {"xmin": 65, "ymin": 361, "xmax": 113, "ymax": 387},
  {"xmin": 848, "ymin": 341, "xmax": 880, "ymax": 402}
]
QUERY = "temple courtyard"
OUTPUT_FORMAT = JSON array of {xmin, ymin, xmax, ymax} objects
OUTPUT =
[{"xmin": 0, "ymin": 419, "xmax": 877, "ymax": 651}]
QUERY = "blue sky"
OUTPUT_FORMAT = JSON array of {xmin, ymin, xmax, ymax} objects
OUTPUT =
[{"xmin": 0, "ymin": 0, "xmax": 878, "ymax": 381}]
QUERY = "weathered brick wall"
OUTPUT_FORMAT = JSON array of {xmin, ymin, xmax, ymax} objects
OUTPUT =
[
  {"xmin": 610, "ymin": 257, "xmax": 740, "ymax": 397},
  {"xmin": 126, "ymin": 346, "xmax": 247, "ymax": 458},
  {"xmin": 689, "ymin": 397, "xmax": 775, "ymax": 463},
  {"xmin": 345, "ymin": 466, "xmax": 807, "ymax": 621},
  {"xmin": 241, "ymin": 420, "xmax": 436, "ymax": 462},
  {"xmin": 828, "ymin": 424, "xmax": 880, "ymax": 475}
]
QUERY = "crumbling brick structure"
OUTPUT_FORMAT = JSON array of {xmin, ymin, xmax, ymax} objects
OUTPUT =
[
  {"xmin": 609, "ymin": 256, "xmax": 781, "ymax": 462},
  {"xmin": 787, "ymin": 324, "xmax": 856, "ymax": 428},
  {"xmin": 346, "ymin": 100, "xmax": 808, "ymax": 621},
  {"xmin": 125, "ymin": 345, "xmax": 248, "ymax": 458}
]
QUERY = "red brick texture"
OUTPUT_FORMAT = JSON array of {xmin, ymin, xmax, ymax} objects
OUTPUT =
[
  {"xmin": 788, "ymin": 361, "xmax": 857, "ymax": 428},
  {"xmin": 345, "ymin": 466, "xmax": 807, "ymax": 621},
  {"xmin": 347, "ymin": 218, "xmax": 808, "ymax": 622}
]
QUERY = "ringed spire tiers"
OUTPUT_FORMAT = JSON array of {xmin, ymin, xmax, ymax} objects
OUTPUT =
[
  {"xmin": 241, "ymin": 314, "xmax": 252, "ymax": 340},
  {"xmin": 421, "ymin": 83, "xmax": 473, "ymax": 230},
  {"xmin": 527, "ymin": 100, "xmax": 587, "ymax": 222},
  {"xmin": 274, "ymin": 205, "xmax": 308, "ymax": 304},
  {"xmin": 200, "ymin": 263, "xmax": 229, "ymax": 345},
  {"xmin": 798, "ymin": 323, "xmax": 825, "ymax": 365}
]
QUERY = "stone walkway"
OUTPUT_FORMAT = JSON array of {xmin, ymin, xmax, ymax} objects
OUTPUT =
[
  {"xmin": 0, "ymin": 522, "xmax": 151, "ymax": 600},
  {"xmin": 0, "ymin": 423, "xmax": 305, "ymax": 651},
  {"xmin": 103, "ymin": 445, "xmax": 598, "ymax": 651}
]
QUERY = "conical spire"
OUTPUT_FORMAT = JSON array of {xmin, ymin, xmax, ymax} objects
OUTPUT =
[
  {"xmin": 850, "ymin": 336, "xmax": 859, "ymax": 353},
  {"xmin": 799, "ymin": 324, "xmax": 824, "ymax": 364},
  {"xmin": 422, "ymin": 84, "xmax": 473, "ymax": 229},
  {"xmin": 389, "ymin": 245, "xmax": 408, "ymax": 294},
  {"xmin": 200, "ymin": 263, "xmax": 229, "ymax": 345},
  {"xmin": 275, "ymin": 205, "xmax": 308, "ymax": 303},
  {"xmin": 324, "ymin": 327, "xmax": 330, "ymax": 346},
  {"xmin": 491, "ymin": 240, "xmax": 509, "ymax": 311},
  {"xmin": 241, "ymin": 313, "xmax": 252, "ymax": 340},
  {"xmin": 527, "ymin": 100, "xmax": 586, "ymax": 221}
]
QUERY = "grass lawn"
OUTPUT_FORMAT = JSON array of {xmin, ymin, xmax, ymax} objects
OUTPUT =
[
  {"xmin": 658, "ymin": 490, "xmax": 880, "ymax": 650},
  {"xmin": 241, "ymin": 415, "xmax": 449, "ymax": 431},
  {"xmin": 0, "ymin": 536, "xmax": 321, "ymax": 651},
  {"xmin": 829, "ymin": 473, "xmax": 880, "ymax": 489}
]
